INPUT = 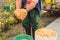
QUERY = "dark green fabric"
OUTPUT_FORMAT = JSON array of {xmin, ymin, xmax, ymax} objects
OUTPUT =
[{"xmin": 22, "ymin": 8, "xmax": 39, "ymax": 29}]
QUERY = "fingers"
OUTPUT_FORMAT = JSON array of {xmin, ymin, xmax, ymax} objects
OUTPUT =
[{"xmin": 14, "ymin": 9, "xmax": 27, "ymax": 20}]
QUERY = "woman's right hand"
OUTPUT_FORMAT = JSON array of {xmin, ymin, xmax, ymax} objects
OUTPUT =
[{"xmin": 14, "ymin": 9, "xmax": 28, "ymax": 20}]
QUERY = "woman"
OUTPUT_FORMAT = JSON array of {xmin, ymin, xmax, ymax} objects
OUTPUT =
[{"xmin": 15, "ymin": 0, "xmax": 41, "ymax": 39}]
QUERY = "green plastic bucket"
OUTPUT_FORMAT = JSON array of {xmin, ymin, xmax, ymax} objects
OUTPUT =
[{"xmin": 12, "ymin": 34, "xmax": 33, "ymax": 40}]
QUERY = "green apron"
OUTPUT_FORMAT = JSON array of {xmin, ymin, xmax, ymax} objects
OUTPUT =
[{"xmin": 22, "ymin": 8, "xmax": 39, "ymax": 29}]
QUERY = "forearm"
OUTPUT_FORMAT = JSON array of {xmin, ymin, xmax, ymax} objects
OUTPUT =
[
  {"xmin": 25, "ymin": 0, "xmax": 38, "ymax": 11},
  {"xmin": 16, "ymin": 0, "xmax": 22, "ymax": 9},
  {"xmin": 26, "ymin": 2, "xmax": 36, "ymax": 11}
]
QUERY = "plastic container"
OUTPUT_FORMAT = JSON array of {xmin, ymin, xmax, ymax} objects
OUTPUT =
[
  {"xmin": 35, "ymin": 28, "xmax": 57, "ymax": 40},
  {"xmin": 12, "ymin": 34, "xmax": 33, "ymax": 40}
]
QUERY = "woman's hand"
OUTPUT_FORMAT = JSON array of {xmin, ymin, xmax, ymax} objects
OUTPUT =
[{"xmin": 14, "ymin": 9, "xmax": 27, "ymax": 20}]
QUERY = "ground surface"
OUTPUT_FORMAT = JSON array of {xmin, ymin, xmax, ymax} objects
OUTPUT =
[
  {"xmin": 0, "ymin": 23, "xmax": 26, "ymax": 40},
  {"xmin": 7, "ymin": 12, "xmax": 60, "ymax": 40},
  {"xmin": 0, "ymin": 12, "xmax": 60, "ymax": 40},
  {"xmin": 41, "ymin": 12, "xmax": 60, "ymax": 27},
  {"xmin": 46, "ymin": 17, "xmax": 60, "ymax": 40}
]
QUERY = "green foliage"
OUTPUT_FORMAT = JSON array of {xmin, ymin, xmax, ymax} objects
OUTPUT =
[
  {"xmin": 38, "ymin": 17, "xmax": 43, "ymax": 28},
  {"xmin": 0, "ymin": 10, "xmax": 18, "ymax": 31},
  {"xmin": 3, "ymin": 0, "xmax": 15, "ymax": 5},
  {"xmin": 3, "ymin": 0, "xmax": 16, "ymax": 12},
  {"xmin": 2, "ymin": 33, "xmax": 7, "ymax": 40},
  {"xmin": 0, "ymin": 0, "xmax": 17, "ymax": 31},
  {"xmin": 0, "ymin": 32, "xmax": 7, "ymax": 40}
]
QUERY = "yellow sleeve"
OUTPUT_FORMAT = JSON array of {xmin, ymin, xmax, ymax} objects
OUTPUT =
[
  {"xmin": 45, "ymin": 0, "xmax": 54, "ymax": 4},
  {"xmin": 45, "ymin": 0, "xmax": 51, "ymax": 4}
]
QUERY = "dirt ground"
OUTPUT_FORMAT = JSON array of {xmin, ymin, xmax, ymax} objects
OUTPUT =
[
  {"xmin": 0, "ymin": 23, "xmax": 26, "ymax": 40},
  {"xmin": 41, "ymin": 12, "xmax": 60, "ymax": 27}
]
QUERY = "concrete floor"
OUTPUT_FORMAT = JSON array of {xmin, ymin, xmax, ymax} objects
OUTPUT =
[{"xmin": 46, "ymin": 17, "xmax": 60, "ymax": 40}]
